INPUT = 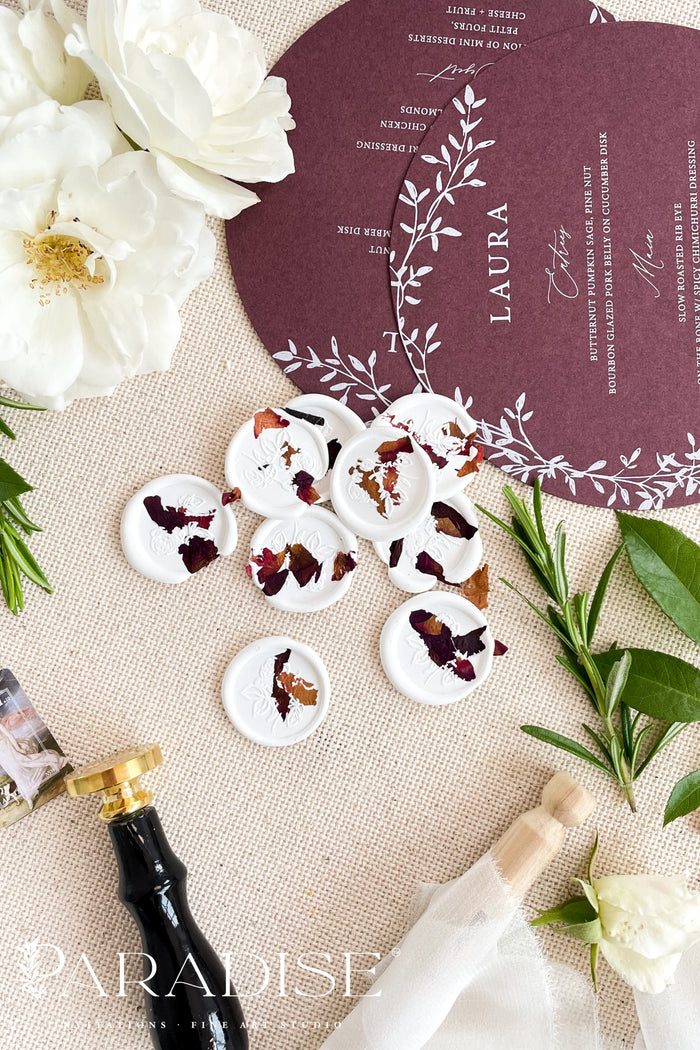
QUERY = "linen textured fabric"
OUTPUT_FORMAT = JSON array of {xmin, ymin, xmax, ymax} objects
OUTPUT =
[{"xmin": 1, "ymin": 1, "xmax": 700, "ymax": 1050}]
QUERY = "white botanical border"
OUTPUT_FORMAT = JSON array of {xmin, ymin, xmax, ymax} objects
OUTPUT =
[{"xmin": 385, "ymin": 78, "xmax": 700, "ymax": 510}]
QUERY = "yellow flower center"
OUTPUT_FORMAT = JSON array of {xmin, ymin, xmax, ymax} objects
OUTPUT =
[{"xmin": 23, "ymin": 227, "xmax": 104, "ymax": 304}]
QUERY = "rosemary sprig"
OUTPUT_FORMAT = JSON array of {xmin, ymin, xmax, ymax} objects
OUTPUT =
[
  {"xmin": 0, "ymin": 397, "xmax": 51, "ymax": 615},
  {"xmin": 478, "ymin": 480, "xmax": 685, "ymax": 811}
]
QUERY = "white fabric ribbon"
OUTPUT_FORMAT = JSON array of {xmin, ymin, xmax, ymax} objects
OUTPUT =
[
  {"xmin": 320, "ymin": 851, "xmax": 700, "ymax": 1050},
  {"xmin": 320, "ymin": 852, "xmax": 600, "ymax": 1050}
]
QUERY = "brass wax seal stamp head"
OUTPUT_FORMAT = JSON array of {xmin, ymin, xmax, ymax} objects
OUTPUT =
[{"xmin": 66, "ymin": 744, "xmax": 162, "ymax": 822}]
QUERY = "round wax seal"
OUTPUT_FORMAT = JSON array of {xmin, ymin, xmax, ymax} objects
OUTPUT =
[
  {"xmin": 374, "ymin": 493, "xmax": 482, "ymax": 593},
  {"xmin": 222, "ymin": 636, "xmax": 330, "ymax": 746},
  {"xmin": 390, "ymin": 22, "xmax": 700, "ymax": 509},
  {"xmin": 121, "ymin": 474, "xmax": 238, "ymax": 585},
  {"xmin": 330, "ymin": 426, "xmax": 435, "ymax": 540},
  {"xmin": 247, "ymin": 506, "xmax": 358, "ymax": 612},
  {"xmin": 381, "ymin": 592, "xmax": 494, "ymax": 703},
  {"xmin": 225, "ymin": 407, "xmax": 328, "ymax": 518},
  {"xmin": 286, "ymin": 393, "xmax": 365, "ymax": 501},
  {"xmin": 373, "ymin": 393, "xmax": 481, "ymax": 497},
  {"xmin": 227, "ymin": 0, "xmax": 613, "ymax": 421}
]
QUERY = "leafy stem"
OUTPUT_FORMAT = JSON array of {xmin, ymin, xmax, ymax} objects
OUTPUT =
[
  {"xmin": 0, "ymin": 395, "xmax": 51, "ymax": 614},
  {"xmin": 478, "ymin": 479, "xmax": 686, "ymax": 811}
]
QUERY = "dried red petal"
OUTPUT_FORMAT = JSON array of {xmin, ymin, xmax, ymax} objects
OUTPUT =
[
  {"xmin": 460, "ymin": 565, "xmax": 489, "ymax": 610},
  {"xmin": 292, "ymin": 471, "xmax": 320, "ymax": 505},
  {"xmin": 144, "ymin": 495, "xmax": 215, "ymax": 534},
  {"xmin": 456, "ymin": 443, "xmax": 483, "ymax": 478},
  {"xmin": 432, "ymin": 501, "xmax": 478, "ymax": 540},
  {"xmin": 251, "ymin": 547, "xmax": 286, "ymax": 583},
  {"xmin": 382, "ymin": 464, "xmax": 400, "ymax": 494},
  {"xmin": 327, "ymin": 437, "xmax": 342, "ymax": 469},
  {"xmin": 222, "ymin": 488, "xmax": 242, "ymax": 506},
  {"xmin": 271, "ymin": 648, "xmax": 318, "ymax": 721},
  {"xmin": 453, "ymin": 657, "xmax": 476, "ymax": 681},
  {"xmin": 262, "ymin": 569, "xmax": 289, "ymax": 596},
  {"xmin": 280, "ymin": 440, "xmax": 300, "ymax": 468},
  {"xmin": 253, "ymin": 407, "xmax": 289, "ymax": 438},
  {"xmin": 178, "ymin": 535, "xmax": 219, "ymax": 574},
  {"xmin": 376, "ymin": 436, "xmax": 413, "ymax": 464},
  {"xmin": 493, "ymin": 640, "xmax": 509, "ymax": 657},
  {"xmin": 409, "ymin": 610, "xmax": 486, "ymax": 675},
  {"xmin": 415, "ymin": 551, "xmax": 447, "ymax": 580},
  {"xmin": 332, "ymin": 550, "xmax": 357, "ymax": 581},
  {"xmin": 288, "ymin": 543, "xmax": 323, "ymax": 587},
  {"xmin": 389, "ymin": 538, "xmax": 404, "ymax": 568}
]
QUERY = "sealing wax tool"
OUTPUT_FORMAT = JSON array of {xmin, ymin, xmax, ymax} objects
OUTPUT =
[{"xmin": 66, "ymin": 745, "xmax": 247, "ymax": 1050}]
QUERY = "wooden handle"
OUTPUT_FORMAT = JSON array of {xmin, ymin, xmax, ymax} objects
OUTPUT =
[{"xmin": 491, "ymin": 771, "xmax": 596, "ymax": 900}]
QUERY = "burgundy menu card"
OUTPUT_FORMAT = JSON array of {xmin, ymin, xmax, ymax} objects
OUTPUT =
[
  {"xmin": 390, "ymin": 21, "xmax": 700, "ymax": 509},
  {"xmin": 227, "ymin": 0, "xmax": 611, "ymax": 420}
]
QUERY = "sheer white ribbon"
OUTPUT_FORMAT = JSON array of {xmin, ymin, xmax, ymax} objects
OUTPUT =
[{"xmin": 320, "ymin": 851, "xmax": 698, "ymax": 1050}]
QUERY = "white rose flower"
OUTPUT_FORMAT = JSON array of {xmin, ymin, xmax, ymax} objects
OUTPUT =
[
  {"xmin": 0, "ymin": 98, "xmax": 214, "ymax": 409},
  {"xmin": 65, "ymin": 0, "xmax": 295, "ymax": 219},
  {"xmin": 0, "ymin": 0, "xmax": 91, "ymax": 120},
  {"xmin": 534, "ymin": 836, "xmax": 700, "ymax": 995},
  {"xmin": 594, "ymin": 873, "xmax": 700, "ymax": 994}
]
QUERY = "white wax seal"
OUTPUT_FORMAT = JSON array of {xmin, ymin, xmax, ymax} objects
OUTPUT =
[
  {"xmin": 121, "ymin": 474, "xmax": 238, "ymax": 585},
  {"xmin": 286, "ymin": 393, "xmax": 365, "ymax": 501},
  {"xmin": 374, "ymin": 494, "xmax": 482, "ymax": 593},
  {"xmin": 222, "ymin": 636, "xmax": 330, "ymax": 746},
  {"xmin": 329, "ymin": 425, "xmax": 435, "ymax": 541},
  {"xmin": 224, "ymin": 407, "xmax": 329, "ymax": 518},
  {"xmin": 247, "ymin": 506, "xmax": 358, "ymax": 612},
  {"xmin": 380, "ymin": 592, "xmax": 494, "ymax": 704},
  {"xmin": 372, "ymin": 392, "xmax": 481, "ymax": 498}
]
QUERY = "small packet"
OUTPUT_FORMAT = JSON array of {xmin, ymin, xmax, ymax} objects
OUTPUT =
[{"xmin": 0, "ymin": 669, "xmax": 71, "ymax": 828}]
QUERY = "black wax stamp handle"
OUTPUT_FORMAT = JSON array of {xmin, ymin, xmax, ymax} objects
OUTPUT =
[{"xmin": 108, "ymin": 807, "xmax": 248, "ymax": 1050}]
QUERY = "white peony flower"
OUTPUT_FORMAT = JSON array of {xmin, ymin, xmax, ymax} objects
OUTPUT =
[
  {"xmin": 64, "ymin": 0, "xmax": 295, "ymax": 219},
  {"xmin": 594, "ymin": 873, "xmax": 700, "ymax": 994},
  {"xmin": 0, "ymin": 98, "xmax": 214, "ymax": 409},
  {"xmin": 0, "ymin": 0, "xmax": 91, "ymax": 120}
]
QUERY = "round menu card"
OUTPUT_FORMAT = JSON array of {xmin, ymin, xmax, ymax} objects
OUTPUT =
[
  {"xmin": 390, "ymin": 22, "xmax": 700, "ymax": 509},
  {"xmin": 227, "ymin": 0, "xmax": 611, "ymax": 421}
]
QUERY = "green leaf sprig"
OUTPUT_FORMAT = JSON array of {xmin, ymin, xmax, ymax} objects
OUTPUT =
[
  {"xmin": 478, "ymin": 480, "xmax": 687, "ymax": 811},
  {"xmin": 0, "ymin": 396, "xmax": 51, "ymax": 615},
  {"xmin": 614, "ymin": 513, "xmax": 700, "ymax": 824}
]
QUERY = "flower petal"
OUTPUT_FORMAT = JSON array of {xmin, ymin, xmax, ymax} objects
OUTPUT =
[
  {"xmin": 599, "ymin": 940, "xmax": 682, "ymax": 994},
  {"xmin": 154, "ymin": 152, "xmax": 259, "ymax": 219}
]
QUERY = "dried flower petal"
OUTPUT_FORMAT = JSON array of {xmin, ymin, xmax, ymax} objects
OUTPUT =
[
  {"xmin": 460, "ymin": 565, "xmax": 490, "ymax": 610},
  {"xmin": 389, "ymin": 538, "xmax": 404, "ymax": 568},
  {"xmin": 287, "ymin": 543, "xmax": 323, "ymax": 588},
  {"xmin": 327, "ymin": 437, "xmax": 342, "ymax": 469},
  {"xmin": 271, "ymin": 648, "xmax": 318, "ymax": 721},
  {"xmin": 222, "ymin": 488, "xmax": 242, "ymax": 505},
  {"xmin": 286, "ymin": 407, "xmax": 324, "ymax": 427},
  {"xmin": 292, "ymin": 470, "xmax": 321, "ymax": 505},
  {"xmin": 332, "ymin": 551, "xmax": 357, "ymax": 581},
  {"xmin": 178, "ymin": 534, "xmax": 219, "ymax": 574},
  {"xmin": 493, "ymin": 639, "xmax": 509, "ymax": 656},
  {"xmin": 415, "ymin": 551, "xmax": 446, "ymax": 580},
  {"xmin": 409, "ymin": 608, "xmax": 486, "ymax": 681},
  {"xmin": 253, "ymin": 407, "xmax": 289, "ymax": 438},
  {"xmin": 456, "ymin": 443, "xmax": 484, "ymax": 477},
  {"xmin": 143, "ymin": 495, "xmax": 215, "ymax": 534},
  {"xmin": 377, "ymin": 436, "xmax": 413, "ymax": 464},
  {"xmin": 433, "ymin": 501, "xmax": 478, "ymax": 540}
]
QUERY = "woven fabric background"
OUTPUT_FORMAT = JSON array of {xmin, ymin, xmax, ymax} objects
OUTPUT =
[{"xmin": 1, "ymin": 0, "xmax": 700, "ymax": 1047}]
